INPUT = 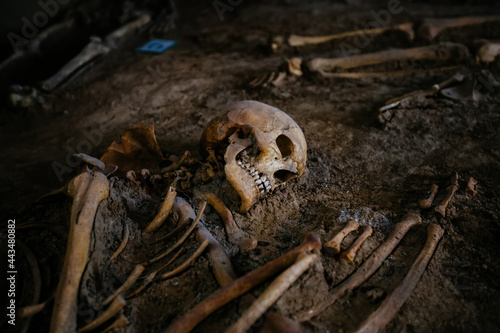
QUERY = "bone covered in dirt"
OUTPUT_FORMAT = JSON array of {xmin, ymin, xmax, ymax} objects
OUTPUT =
[
  {"xmin": 50, "ymin": 171, "xmax": 109, "ymax": 333},
  {"xmin": 200, "ymin": 100, "xmax": 307, "ymax": 213},
  {"xmin": 355, "ymin": 224, "xmax": 444, "ymax": 333}
]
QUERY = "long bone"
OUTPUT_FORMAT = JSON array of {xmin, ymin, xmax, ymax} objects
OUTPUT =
[
  {"xmin": 340, "ymin": 226, "xmax": 373, "ymax": 265},
  {"xmin": 40, "ymin": 14, "xmax": 151, "ymax": 92},
  {"xmin": 418, "ymin": 16, "xmax": 500, "ymax": 41},
  {"xmin": 227, "ymin": 251, "xmax": 319, "ymax": 333},
  {"xmin": 325, "ymin": 219, "xmax": 359, "ymax": 254},
  {"xmin": 200, "ymin": 192, "xmax": 258, "ymax": 251},
  {"xmin": 308, "ymin": 43, "xmax": 469, "ymax": 74},
  {"xmin": 298, "ymin": 213, "xmax": 421, "ymax": 321},
  {"xmin": 435, "ymin": 172, "xmax": 459, "ymax": 218},
  {"xmin": 164, "ymin": 233, "xmax": 322, "ymax": 333},
  {"xmin": 144, "ymin": 185, "xmax": 177, "ymax": 233},
  {"xmin": 50, "ymin": 171, "xmax": 109, "ymax": 333},
  {"xmin": 288, "ymin": 23, "xmax": 414, "ymax": 47},
  {"xmin": 355, "ymin": 224, "xmax": 444, "ymax": 333},
  {"xmin": 175, "ymin": 199, "xmax": 303, "ymax": 331}
]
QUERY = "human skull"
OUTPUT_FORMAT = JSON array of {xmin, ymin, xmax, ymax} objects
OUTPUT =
[{"xmin": 200, "ymin": 100, "xmax": 307, "ymax": 213}]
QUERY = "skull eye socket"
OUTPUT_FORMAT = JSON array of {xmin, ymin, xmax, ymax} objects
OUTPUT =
[
  {"xmin": 274, "ymin": 170, "xmax": 297, "ymax": 183},
  {"xmin": 276, "ymin": 135, "xmax": 294, "ymax": 158}
]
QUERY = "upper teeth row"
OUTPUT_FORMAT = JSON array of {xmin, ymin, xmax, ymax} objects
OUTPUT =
[{"xmin": 237, "ymin": 160, "xmax": 271, "ymax": 193}]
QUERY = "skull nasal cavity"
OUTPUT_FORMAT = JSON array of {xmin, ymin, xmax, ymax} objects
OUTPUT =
[
  {"xmin": 276, "ymin": 135, "xmax": 294, "ymax": 158},
  {"xmin": 274, "ymin": 170, "xmax": 296, "ymax": 183}
]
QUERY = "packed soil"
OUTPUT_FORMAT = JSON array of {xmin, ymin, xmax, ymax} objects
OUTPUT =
[{"xmin": 1, "ymin": 1, "xmax": 500, "ymax": 332}]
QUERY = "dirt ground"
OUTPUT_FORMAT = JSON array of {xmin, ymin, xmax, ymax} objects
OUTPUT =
[{"xmin": 1, "ymin": 1, "xmax": 500, "ymax": 332}]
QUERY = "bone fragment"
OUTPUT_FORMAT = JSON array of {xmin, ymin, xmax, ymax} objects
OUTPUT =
[
  {"xmin": 308, "ymin": 43, "xmax": 469, "ymax": 73},
  {"xmin": 18, "ymin": 298, "xmax": 52, "ymax": 318},
  {"xmin": 159, "ymin": 239, "xmax": 210, "ymax": 280},
  {"xmin": 80, "ymin": 295, "xmax": 126, "ymax": 333},
  {"xmin": 152, "ymin": 197, "xmax": 196, "ymax": 245},
  {"xmin": 127, "ymin": 248, "xmax": 186, "ymax": 299},
  {"xmin": 146, "ymin": 201, "xmax": 207, "ymax": 264},
  {"xmin": 101, "ymin": 314, "xmax": 130, "ymax": 333},
  {"xmin": 340, "ymin": 226, "xmax": 373, "ymax": 265},
  {"xmin": 435, "ymin": 172, "xmax": 459, "ymax": 218},
  {"xmin": 164, "ymin": 232, "xmax": 322, "ymax": 333},
  {"xmin": 419, "ymin": 184, "xmax": 439, "ymax": 209},
  {"xmin": 110, "ymin": 222, "xmax": 129, "ymax": 261},
  {"xmin": 288, "ymin": 23, "xmax": 414, "ymax": 47},
  {"xmin": 74, "ymin": 153, "xmax": 106, "ymax": 170},
  {"xmin": 355, "ymin": 224, "xmax": 444, "ymax": 333},
  {"xmin": 379, "ymin": 72, "xmax": 465, "ymax": 114},
  {"xmin": 419, "ymin": 16, "xmax": 500, "ymax": 41},
  {"xmin": 325, "ymin": 220, "xmax": 359, "ymax": 254},
  {"xmin": 202, "ymin": 192, "xmax": 258, "ymax": 251},
  {"xmin": 466, "ymin": 177, "xmax": 478, "ymax": 196},
  {"xmin": 101, "ymin": 264, "xmax": 145, "ymax": 307},
  {"xmin": 476, "ymin": 41, "xmax": 500, "ymax": 63},
  {"xmin": 288, "ymin": 58, "xmax": 303, "ymax": 76},
  {"xmin": 50, "ymin": 171, "xmax": 109, "ymax": 333},
  {"xmin": 299, "ymin": 213, "xmax": 421, "ymax": 321},
  {"xmin": 227, "ymin": 252, "xmax": 318, "ymax": 333},
  {"xmin": 145, "ymin": 186, "xmax": 177, "ymax": 233}
]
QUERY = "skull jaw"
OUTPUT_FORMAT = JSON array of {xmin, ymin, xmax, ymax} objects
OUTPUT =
[{"xmin": 225, "ymin": 162, "xmax": 259, "ymax": 213}]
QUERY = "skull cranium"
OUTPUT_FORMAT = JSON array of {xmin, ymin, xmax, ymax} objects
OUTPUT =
[{"xmin": 200, "ymin": 100, "xmax": 307, "ymax": 213}]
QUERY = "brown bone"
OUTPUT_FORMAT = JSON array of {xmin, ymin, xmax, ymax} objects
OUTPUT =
[
  {"xmin": 355, "ymin": 224, "xmax": 444, "ymax": 333},
  {"xmin": 340, "ymin": 226, "xmax": 373, "ymax": 265},
  {"xmin": 201, "ymin": 192, "xmax": 258, "ymax": 251},
  {"xmin": 435, "ymin": 172, "xmax": 459, "ymax": 218},
  {"xmin": 308, "ymin": 43, "xmax": 469, "ymax": 73},
  {"xmin": 50, "ymin": 171, "xmax": 109, "ymax": 333},
  {"xmin": 226, "ymin": 252, "xmax": 319, "ymax": 333},
  {"xmin": 164, "ymin": 232, "xmax": 322, "ymax": 333},
  {"xmin": 288, "ymin": 23, "xmax": 414, "ymax": 47},
  {"xmin": 419, "ymin": 184, "xmax": 439, "ymax": 209},
  {"xmin": 325, "ymin": 219, "xmax": 359, "ymax": 254},
  {"xmin": 144, "ymin": 185, "xmax": 177, "ymax": 233},
  {"xmin": 466, "ymin": 177, "xmax": 478, "ymax": 196},
  {"xmin": 299, "ymin": 213, "xmax": 421, "ymax": 321},
  {"xmin": 418, "ymin": 16, "xmax": 500, "ymax": 41}
]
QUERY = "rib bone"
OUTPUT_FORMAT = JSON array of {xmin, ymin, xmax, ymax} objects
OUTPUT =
[
  {"xmin": 325, "ymin": 219, "xmax": 359, "ymax": 254},
  {"xmin": 355, "ymin": 224, "xmax": 444, "ymax": 333},
  {"xmin": 144, "ymin": 185, "xmax": 177, "ymax": 233},
  {"xmin": 50, "ymin": 171, "xmax": 109, "ymax": 333},
  {"xmin": 164, "ymin": 233, "xmax": 322, "ymax": 333},
  {"xmin": 340, "ymin": 226, "xmax": 373, "ymax": 265}
]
